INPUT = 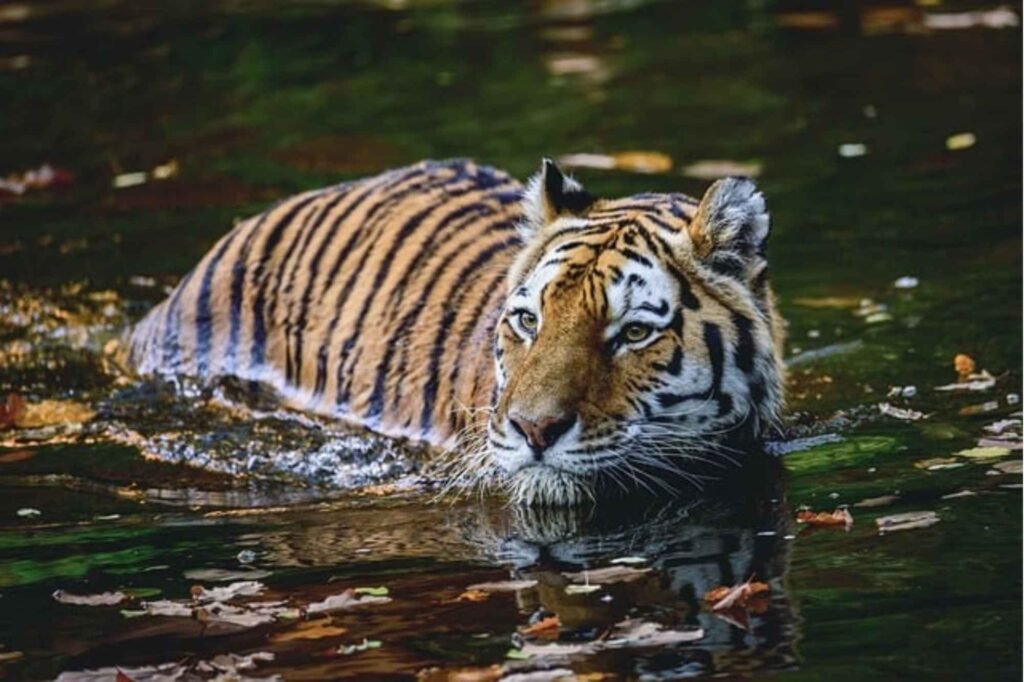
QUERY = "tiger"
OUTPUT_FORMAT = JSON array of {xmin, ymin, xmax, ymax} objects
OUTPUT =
[{"xmin": 125, "ymin": 158, "xmax": 785, "ymax": 505}]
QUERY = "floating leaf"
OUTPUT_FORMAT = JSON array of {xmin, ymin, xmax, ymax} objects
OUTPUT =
[
  {"xmin": 876, "ymin": 511, "xmax": 940, "ymax": 534},
  {"xmin": 795, "ymin": 508, "xmax": 853, "ymax": 530},
  {"xmin": 271, "ymin": 618, "xmax": 347, "ymax": 642},
  {"xmin": 191, "ymin": 580, "xmax": 266, "ymax": 603},
  {"xmin": 954, "ymin": 354, "xmax": 976, "ymax": 380},
  {"xmin": 307, "ymin": 589, "xmax": 391, "ymax": 614},
  {"xmin": 879, "ymin": 402, "xmax": 927, "ymax": 421},
  {"xmin": 994, "ymin": 460, "xmax": 1023, "ymax": 474},
  {"xmin": 465, "ymin": 580, "xmax": 537, "ymax": 593},
  {"xmin": 704, "ymin": 579, "xmax": 771, "ymax": 612},
  {"xmin": 956, "ymin": 446, "xmax": 1011, "ymax": 460},
  {"xmin": 854, "ymin": 494, "xmax": 899, "ymax": 508},
  {"xmin": 682, "ymin": 159, "xmax": 762, "ymax": 180},
  {"xmin": 564, "ymin": 565, "xmax": 650, "ymax": 584},
  {"xmin": 417, "ymin": 664, "xmax": 504, "ymax": 681},
  {"xmin": 959, "ymin": 401, "xmax": 1000, "ymax": 416},
  {"xmin": 53, "ymin": 590, "xmax": 128, "ymax": 606},
  {"xmin": 354, "ymin": 586, "xmax": 389, "ymax": 597},
  {"xmin": 564, "ymin": 583, "xmax": 602, "ymax": 595},
  {"xmin": 519, "ymin": 615, "xmax": 560, "ymax": 639},
  {"xmin": 337, "ymin": 639, "xmax": 381, "ymax": 656}
]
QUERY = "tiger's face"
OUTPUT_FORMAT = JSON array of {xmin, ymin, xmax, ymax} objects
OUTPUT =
[{"xmin": 483, "ymin": 160, "xmax": 784, "ymax": 506}]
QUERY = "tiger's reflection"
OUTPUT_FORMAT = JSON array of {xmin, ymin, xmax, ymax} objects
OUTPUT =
[{"xmin": 457, "ymin": 459, "xmax": 798, "ymax": 677}]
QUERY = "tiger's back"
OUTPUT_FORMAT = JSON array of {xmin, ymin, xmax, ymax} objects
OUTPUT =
[{"xmin": 128, "ymin": 160, "xmax": 524, "ymax": 446}]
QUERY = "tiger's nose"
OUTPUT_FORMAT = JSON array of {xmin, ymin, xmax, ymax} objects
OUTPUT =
[{"xmin": 509, "ymin": 412, "xmax": 577, "ymax": 457}]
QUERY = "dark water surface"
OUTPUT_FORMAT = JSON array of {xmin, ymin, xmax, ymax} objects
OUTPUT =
[{"xmin": 0, "ymin": 1, "xmax": 1021, "ymax": 680}]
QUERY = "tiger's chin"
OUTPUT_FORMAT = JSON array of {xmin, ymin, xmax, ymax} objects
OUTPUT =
[{"xmin": 504, "ymin": 464, "xmax": 595, "ymax": 507}]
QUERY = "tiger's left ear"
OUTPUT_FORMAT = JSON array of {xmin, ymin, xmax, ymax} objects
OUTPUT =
[
  {"xmin": 520, "ymin": 159, "xmax": 595, "ymax": 237},
  {"xmin": 688, "ymin": 177, "xmax": 770, "ymax": 280}
]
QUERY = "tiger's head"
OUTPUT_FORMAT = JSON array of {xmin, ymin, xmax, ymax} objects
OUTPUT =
[{"xmin": 479, "ymin": 160, "xmax": 785, "ymax": 506}]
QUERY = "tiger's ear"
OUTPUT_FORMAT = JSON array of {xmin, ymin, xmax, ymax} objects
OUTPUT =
[
  {"xmin": 520, "ymin": 159, "xmax": 594, "ymax": 236},
  {"xmin": 688, "ymin": 177, "xmax": 770, "ymax": 280}
]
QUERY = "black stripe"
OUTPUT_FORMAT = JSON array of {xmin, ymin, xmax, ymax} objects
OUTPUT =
[
  {"xmin": 194, "ymin": 226, "xmax": 252, "ymax": 374},
  {"xmin": 246, "ymin": 193, "xmax": 325, "ymax": 369},
  {"xmin": 237, "ymin": 192, "xmax": 321, "ymax": 372},
  {"xmin": 275, "ymin": 186, "xmax": 354, "ymax": 381},
  {"xmin": 295, "ymin": 168, "xmax": 431, "ymax": 388},
  {"xmin": 333, "ymin": 178, "xmax": 486, "ymax": 407},
  {"xmin": 418, "ymin": 236, "xmax": 520, "ymax": 434},
  {"xmin": 732, "ymin": 312, "xmax": 756, "ymax": 374},
  {"xmin": 160, "ymin": 267, "xmax": 196, "ymax": 367},
  {"xmin": 366, "ymin": 214, "xmax": 517, "ymax": 418},
  {"xmin": 667, "ymin": 264, "xmax": 701, "ymax": 310}
]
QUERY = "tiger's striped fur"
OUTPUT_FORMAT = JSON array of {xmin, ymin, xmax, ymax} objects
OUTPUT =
[{"xmin": 127, "ymin": 159, "xmax": 785, "ymax": 505}]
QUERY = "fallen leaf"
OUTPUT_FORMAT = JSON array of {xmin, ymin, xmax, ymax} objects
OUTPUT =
[
  {"xmin": 682, "ymin": 159, "xmax": 762, "ymax": 180},
  {"xmin": 959, "ymin": 401, "xmax": 1000, "ymax": 416},
  {"xmin": 53, "ymin": 590, "xmax": 129, "ymax": 606},
  {"xmin": 914, "ymin": 457, "xmax": 959, "ymax": 470},
  {"xmin": 354, "ymin": 586, "xmax": 389, "ymax": 597},
  {"xmin": 0, "ymin": 651, "xmax": 24, "ymax": 664},
  {"xmin": 417, "ymin": 664, "xmax": 504, "ymax": 682},
  {"xmin": 564, "ymin": 584, "xmax": 602, "ymax": 595},
  {"xmin": 954, "ymin": 354, "xmax": 976, "ymax": 380},
  {"xmin": 945, "ymin": 132, "xmax": 976, "ymax": 151},
  {"xmin": 191, "ymin": 580, "xmax": 266, "ymax": 603},
  {"xmin": 183, "ymin": 568, "xmax": 273, "ymax": 582},
  {"xmin": 337, "ymin": 638, "xmax": 382, "ymax": 656},
  {"xmin": 564, "ymin": 565, "xmax": 651, "ymax": 584},
  {"xmin": 795, "ymin": 508, "xmax": 854, "ymax": 530},
  {"xmin": 879, "ymin": 402, "xmax": 926, "ymax": 421},
  {"xmin": 307, "ymin": 589, "xmax": 391, "ymax": 614},
  {"xmin": 792, "ymin": 296, "xmax": 864, "ymax": 309},
  {"xmin": 271, "ymin": 618, "xmax": 347, "ymax": 642},
  {"xmin": 518, "ymin": 619, "xmax": 703, "ymax": 658},
  {"xmin": 854, "ymin": 494, "xmax": 899, "ymax": 508},
  {"xmin": 876, "ymin": 510, "xmax": 940, "ymax": 534},
  {"xmin": 519, "ymin": 616, "xmax": 560, "ymax": 639},
  {"xmin": 557, "ymin": 151, "xmax": 672, "ymax": 174},
  {"xmin": 465, "ymin": 580, "xmax": 537, "ymax": 593},
  {"xmin": 935, "ymin": 369, "xmax": 996, "ymax": 392},
  {"xmin": 704, "ymin": 578, "xmax": 771, "ymax": 611},
  {"xmin": 993, "ymin": 460, "xmax": 1022, "ymax": 474},
  {"xmin": 956, "ymin": 446, "xmax": 1011, "ymax": 460},
  {"xmin": 449, "ymin": 589, "xmax": 490, "ymax": 603}
]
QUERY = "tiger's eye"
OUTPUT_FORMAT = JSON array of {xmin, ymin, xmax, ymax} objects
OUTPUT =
[
  {"xmin": 623, "ymin": 323, "xmax": 652, "ymax": 343},
  {"xmin": 519, "ymin": 312, "xmax": 538, "ymax": 332}
]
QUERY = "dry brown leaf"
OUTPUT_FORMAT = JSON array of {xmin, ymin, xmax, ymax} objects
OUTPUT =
[
  {"xmin": 611, "ymin": 151, "xmax": 673, "ymax": 174},
  {"xmin": 53, "ymin": 590, "xmax": 129, "ymax": 606},
  {"xmin": 271, "ymin": 618, "xmax": 348, "ymax": 642},
  {"xmin": 450, "ymin": 589, "xmax": 489, "ymax": 603},
  {"xmin": 954, "ymin": 354, "xmax": 976, "ymax": 380},
  {"xmin": 876, "ymin": 510, "xmax": 940, "ymax": 534},
  {"xmin": 796, "ymin": 508, "xmax": 854, "ymax": 531},
  {"xmin": 417, "ymin": 664, "xmax": 503, "ymax": 682},
  {"xmin": 519, "ymin": 615, "xmax": 561, "ymax": 639},
  {"xmin": 115, "ymin": 671, "xmax": 135, "ymax": 682},
  {"xmin": 704, "ymin": 579, "xmax": 771, "ymax": 612},
  {"xmin": 15, "ymin": 399, "xmax": 95, "ymax": 428},
  {"xmin": 465, "ymin": 579, "xmax": 537, "ymax": 593}
]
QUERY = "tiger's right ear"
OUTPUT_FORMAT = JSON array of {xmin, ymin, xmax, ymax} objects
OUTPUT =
[{"xmin": 520, "ymin": 159, "xmax": 594, "ymax": 237}]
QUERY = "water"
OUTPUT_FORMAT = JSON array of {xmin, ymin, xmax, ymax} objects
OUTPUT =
[{"xmin": 0, "ymin": 1, "xmax": 1021, "ymax": 679}]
